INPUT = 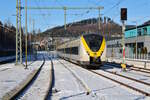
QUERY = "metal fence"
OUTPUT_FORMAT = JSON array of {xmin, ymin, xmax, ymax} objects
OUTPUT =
[{"xmin": 106, "ymin": 51, "xmax": 150, "ymax": 60}]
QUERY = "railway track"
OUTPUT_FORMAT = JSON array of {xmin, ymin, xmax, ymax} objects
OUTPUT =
[
  {"xmin": 63, "ymin": 59, "xmax": 150, "ymax": 96},
  {"xmin": 130, "ymin": 67, "xmax": 150, "ymax": 74},
  {"xmin": 104, "ymin": 70, "xmax": 150, "ymax": 86},
  {"xmin": 2, "ymin": 56, "xmax": 47, "ymax": 100},
  {"xmin": 16, "ymin": 55, "xmax": 54, "ymax": 100},
  {"xmin": 45, "ymin": 56, "xmax": 54, "ymax": 100},
  {"xmin": 58, "ymin": 60, "xmax": 92, "ymax": 95},
  {"xmin": 106, "ymin": 62, "xmax": 150, "ymax": 74},
  {"xmin": 89, "ymin": 70, "xmax": 150, "ymax": 96},
  {"xmin": 131, "ymin": 66, "xmax": 150, "ymax": 71}
]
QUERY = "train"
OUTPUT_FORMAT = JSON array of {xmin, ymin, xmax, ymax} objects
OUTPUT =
[{"xmin": 57, "ymin": 33, "xmax": 106, "ymax": 68}]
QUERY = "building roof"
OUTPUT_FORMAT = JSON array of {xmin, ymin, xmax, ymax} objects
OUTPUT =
[{"xmin": 125, "ymin": 20, "xmax": 150, "ymax": 31}]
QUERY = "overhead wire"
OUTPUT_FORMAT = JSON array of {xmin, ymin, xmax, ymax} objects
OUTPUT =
[
  {"xmin": 103, "ymin": 0, "xmax": 124, "ymax": 15},
  {"xmin": 34, "ymin": 0, "xmax": 51, "ymax": 32},
  {"xmin": 87, "ymin": 0, "xmax": 102, "ymax": 6},
  {"xmin": 30, "ymin": 0, "xmax": 124, "ymax": 31}
]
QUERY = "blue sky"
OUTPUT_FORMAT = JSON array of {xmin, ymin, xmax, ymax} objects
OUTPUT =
[{"xmin": 0, "ymin": 0, "xmax": 150, "ymax": 32}]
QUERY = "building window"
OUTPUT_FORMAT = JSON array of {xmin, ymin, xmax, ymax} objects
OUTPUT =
[
  {"xmin": 143, "ymin": 27, "xmax": 147, "ymax": 35},
  {"xmin": 137, "ymin": 28, "xmax": 141, "ymax": 36}
]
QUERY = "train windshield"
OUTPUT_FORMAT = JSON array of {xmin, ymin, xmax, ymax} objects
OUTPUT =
[{"xmin": 83, "ymin": 34, "xmax": 103, "ymax": 52}]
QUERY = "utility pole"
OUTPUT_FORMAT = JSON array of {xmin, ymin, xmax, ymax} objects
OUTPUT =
[
  {"xmin": 64, "ymin": 7, "xmax": 67, "ymax": 30},
  {"xmin": 98, "ymin": 7, "xmax": 101, "ymax": 32},
  {"xmin": 16, "ymin": 0, "xmax": 18, "ymax": 64},
  {"xmin": 63, "ymin": 7, "xmax": 67, "ymax": 56},
  {"xmin": 19, "ymin": 0, "xmax": 22, "ymax": 64},
  {"xmin": 122, "ymin": 20, "xmax": 125, "ymax": 64},
  {"xmin": 29, "ymin": 17, "xmax": 32, "ymax": 59},
  {"xmin": 132, "ymin": 21, "xmax": 138, "ymax": 59},
  {"xmin": 135, "ymin": 22, "xmax": 138, "ymax": 59},
  {"xmin": 25, "ymin": 0, "xmax": 28, "ymax": 69},
  {"xmin": 32, "ymin": 19, "xmax": 35, "ymax": 55},
  {"xmin": 33, "ymin": 19, "xmax": 35, "ymax": 35},
  {"xmin": 16, "ymin": 0, "xmax": 22, "ymax": 65}
]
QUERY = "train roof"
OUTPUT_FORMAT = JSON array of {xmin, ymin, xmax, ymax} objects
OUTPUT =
[
  {"xmin": 58, "ymin": 33, "xmax": 103, "ymax": 46},
  {"xmin": 82, "ymin": 33, "xmax": 103, "ymax": 37}
]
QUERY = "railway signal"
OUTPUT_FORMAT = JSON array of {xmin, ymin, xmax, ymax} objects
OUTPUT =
[
  {"xmin": 121, "ymin": 8, "xmax": 127, "ymax": 21},
  {"xmin": 121, "ymin": 8, "xmax": 127, "ymax": 71}
]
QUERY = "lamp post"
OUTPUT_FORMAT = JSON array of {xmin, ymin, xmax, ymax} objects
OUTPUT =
[
  {"xmin": 25, "ymin": 0, "xmax": 28, "ymax": 69},
  {"xmin": 132, "ymin": 21, "xmax": 138, "ymax": 59}
]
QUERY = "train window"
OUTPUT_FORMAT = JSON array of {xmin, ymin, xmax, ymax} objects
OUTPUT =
[
  {"xmin": 83, "ymin": 34, "xmax": 103, "ymax": 52},
  {"xmin": 58, "ymin": 47, "xmax": 79, "ymax": 55},
  {"xmin": 71, "ymin": 47, "xmax": 78, "ymax": 55}
]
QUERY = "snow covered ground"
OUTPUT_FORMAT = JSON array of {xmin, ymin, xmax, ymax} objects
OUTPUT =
[
  {"xmin": 51, "ymin": 59, "xmax": 148, "ymax": 100},
  {"xmin": 0, "ymin": 54, "xmax": 44, "ymax": 99}
]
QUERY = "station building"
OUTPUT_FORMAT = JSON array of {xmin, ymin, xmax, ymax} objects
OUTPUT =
[{"xmin": 106, "ymin": 23, "xmax": 150, "ymax": 59}]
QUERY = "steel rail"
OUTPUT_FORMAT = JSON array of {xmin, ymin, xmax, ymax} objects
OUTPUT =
[
  {"xmin": 105, "ymin": 63, "xmax": 150, "ymax": 74},
  {"xmin": 104, "ymin": 70, "xmax": 150, "ymax": 86},
  {"xmin": 131, "ymin": 66, "xmax": 150, "ymax": 72},
  {"xmin": 44, "ymin": 56, "xmax": 54, "ymax": 100},
  {"xmin": 130, "ymin": 67, "xmax": 150, "ymax": 74},
  {"xmin": 58, "ymin": 60, "xmax": 92, "ymax": 95}
]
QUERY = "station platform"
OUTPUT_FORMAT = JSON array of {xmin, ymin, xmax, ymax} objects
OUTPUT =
[{"xmin": 107, "ymin": 58, "xmax": 150, "ymax": 69}]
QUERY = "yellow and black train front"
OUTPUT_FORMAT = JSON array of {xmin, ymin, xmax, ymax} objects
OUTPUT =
[{"xmin": 81, "ymin": 34, "xmax": 106, "ymax": 65}]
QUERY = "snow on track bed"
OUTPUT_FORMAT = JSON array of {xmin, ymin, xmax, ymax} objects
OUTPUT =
[
  {"xmin": 58, "ymin": 60, "xmax": 92, "ymax": 95},
  {"xmin": 57, "ymin": 60, "xmax": 147, "ymax": 100},
  {"xmin": 103, "ymin": 64, "xmax": 150, "ymax": 84},
  {"xmin": 51, "ymin": 59, "xmax": 96, "ymax": 100},
  {"xmin": 16, "ymin": 56, "xmax": 52, "ymax": 100}
]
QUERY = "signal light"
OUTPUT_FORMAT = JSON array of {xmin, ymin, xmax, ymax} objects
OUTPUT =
[{"xmin": 121, "ymin": 8, "xmax": 127, "ymax": 20}]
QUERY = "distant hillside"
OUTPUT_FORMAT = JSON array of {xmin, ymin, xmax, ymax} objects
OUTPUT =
[
  {"xmin": 0, "ymin": 20, "xmax": 32, "ymax": 53},
  {"xmin": 36, "ymin": 17, "xmax": 136, "ymax": 42},
  {"xmin": 0, "ymin": 20, "xmax": 16, "ymax": 50}
]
